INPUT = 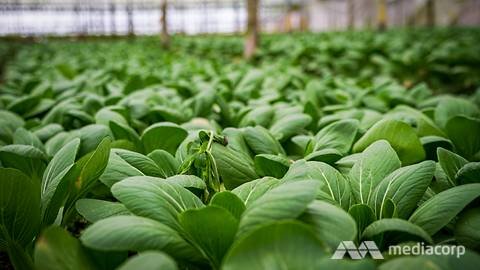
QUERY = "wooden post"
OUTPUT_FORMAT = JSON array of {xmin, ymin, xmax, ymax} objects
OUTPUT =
[
  {"xmin": 99, "ymin": 4, "xmax": 105, "ymax": 35},
  {"xmin": 244, "ymin": 0, "xmax": 259, "ymax": 59},
  {"xmin": 426, "ymin": 0, "xmax": 435, "ymax": 27},
  {"xmin": 127, "ymin": 1, "xmax": 134, "ymax": 36},
  {"xmin": 74, "ymin": 3, "xmax": 81, "ymax": 36},
  {"xmin": 234, "ymin": 1, "xmax": 241, "ymax": 33},
  {"xmin": 376, "ymin": 0, "xmax": 387, "ymax": 31},
  {"xmin": 110, "ymin": 2, "xmax": 116, "ymax": 35},
  {"xmin": 160, "ymin": 0, "xmax": 170, "ymax": 48},
  {"xmin": 449, "ymin": 0, "xmax": 466, "ymax": 26},
  {"xmin": 300, "ymin": 2, "xmax": 309, "ymax": 31},
  {"xmin": 347, "ymin": 0, "xmax": 355, "ymax": 30}
]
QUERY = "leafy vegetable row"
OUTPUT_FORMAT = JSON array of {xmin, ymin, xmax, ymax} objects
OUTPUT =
[{"xmin": 0, "ymin": 29, "xmax": 479, "ymax": 269}]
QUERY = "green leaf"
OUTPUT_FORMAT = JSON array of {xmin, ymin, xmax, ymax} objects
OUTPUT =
[
  {"xmin": 86, "ymin": 249, "xmax": 127, "ymax": 270},
  {"xmin": 33, "ymin": 123, "xmax": 64, "ymax": 142},
  {"xmin": 445, "ymin": 116, "xmax": 480, "ymax": 160},
  {"xmin": 253, "ymin": 154, "xmax": 290, "ymax": 178},
  {"xmin": 239, "ymin": 106, "xmax": 274, "ymax": 127},
  {"xmin": 95, "ymin": 108, "xmax": 127, "ymax": 126},
  {"xmin": 41, "ymin": 139, "xmax": 80, "ymax": 222},
  {"xmin": 45, "ymin": 132, "xmax": 76, "ymax": 157},
  {"xmin": 434, "ymin": 97, "xmax": 480, "ymax": 129},
  {"xmin": 4, "ymin": 240, "xmax": 34, "ymax": 269},
  {"xmin": 363, "ymin": 95, "xmax": 388, "ymax": 112},
  {"xmin": 315, "ymin": 259, "xmax": 376, "ymax": 270},
  {"xmin": 0, "ymin": 110, "xmax": 24, "ymax": 143},
  {"xmin": 124, "ymin": 74, "xmax": 144, "ymax": 94},
  {"xmin": 210, "ymin": 191, "xmax": 246, "ymax": 220},
  {"xmin": 191, "ymin": 89, "xmax": 216, "ymax": 117},
  {"xmin": 0, "ymin": 143, "xmax": 48, "ymax": 181},
  {"xmin": 112, "ymin": 176, "xmax": 204, "ymax": 231},
  {"xmin": 380, "ymin": 198, "xmax": 397, "ymax": 219},
  {"xmin": 74, "ymin": 124, "xmax": 112, "ymax": 156},
  {"xmin": 165, "ymin": 174, "xmax": 207, "ymax": 191},
  {"xmin": 369, "ymin": 161, "xmax": 435, "ymax": 219},
  {"xmin": 269, "ymin": 113, "xmax": 311, "ymax": 142},
  {"xmin": 0, "ymin": 144, "xmax": 47, "ymax": 161},
  {"xmin": 222, "ymin": 128, "xmax": 252, "ymax": 156},
  {"xmin": 348, "ymin": 204, "xmax": 376, "ymax": 240},
  {"xmin": 430, "ymin": 162, "xmax": 454, "ymax": 193},
  {"xmin": 360, "ymin": 110, "xmax": 384, "ymax": 132},
  {"xmin": 386, "ymin": 105, "xmax": 445, "ymax": 137},
  {"xmin": 151, "ymin": 105, "xmax": 191, "ymax": 124},
  {"xmin": 304, "ymin": 148, "xmax": 343, "ymax": 165},
  {"xmin": 349, "ymin": 140, "xmax": 401, "ymax": 204},
  {"xmin": 34, "ymin": 226, "xmax": 95, "ymax": 270},
  {"xmin": 141, "ymin": 122, "xmax": 188, "ymax": 155},
  {"xmin": 66, "ymin": 109, "xmax": 95, "ymax": 125},
  {"xmin": 336, "ymin": 153, "xmax": 362, "ymax": 174},
  {"xmin": 71, "ymin": 137, "xmax": 111, "ymax": 193},
  {"xmin": 7, "ymin": 95, "xmax": 41, "ymax": 116},
  {"xmin": 211, "ymin": 143, "xmax": 259, "ymax": 190},
  {"xmin": 0, "ymin": 168, "xmax": 40, "ymax": 247},
  {"xmin": 109, "ymin": 121, "xmax": 143, "ymax": 152},
  {"xmin": 242, "ymin": 126, "xmax": 285, "ymax": 155},
  {"xmin": 300, "ymin": 200, "xmax": 357, "ymax": 249},
  {"xmin": 231, "ymin": 177, "xmax": 280, "ymax": 206},
  {"xmin": 148, "ymin": 150, "xmax": 180, "ymax": 177},
  {"xmin": 379, "ymin": 249, "xmax": 480, "ymax": 270},
  {"xmin": 99, "ymin": 151, "xmax": 144, "ymax": 188},
  {"xmin": 81, "ymin": 216, "xmax": 200, "ymax": 262},
  {"xmin": 409, "ymin": 183, "xmax": 480, "ymax": 235},
  {"xmin": 362, "ymin": 218, "xmax": 433, "ymax": 245},
  {"xmin": 56, "ymin": 63, "xmax": 77, "ymax": 79},
  {"xmin": 353, "ymin": 119, "xmax": 425, "ymax": 165},
  {"xmin": 13, "ymin": 127, "xmax": 45, "ymax": 151},
  {"xmin": 437, "ymin": 147, "xmax": 468, "ymax": 186},
  {"xmin": 290, "ymin": 135, "xmax": 312, "ymax": 155},
  {"xmin": 113, "ymin": 149, "xmax": 166, "ymax": 177},
  {"xmin": 180, "ymin": 206, "xmax": 238, "ymax": 268},
  {"xmin": 117, "ymin": 251, "xmax": 178, "ymax": 270},
  {"xmin": 223, "ymin": 221, "xmax": 328, "ymax": 270},
  {"xmin": 420, "ymin": 136, "xmax": 453, "ymax": 161},
  {"xmin": 454, "ymin": 207, "xmax": 480, "ymax": 250},
  {"xmin": 456, "ymin": 162, "xmax": 480, "ymax": 185},
  {"xmin": 30, "ymin": 100, "xmax": 56, "ymax": 120},
  {"xmin": 313, "ymin": 119, "xmax": 359, "ymax": 155},
  {"xmin": 61, "ymin": 138, "xmax": 111, "ymax": 224},
  {"xmin": 237, "ymin": 180, "xmax": 318, "ymax": 237},
  {"xmin": 75, "ymin": 199, "xmax": 130, "ymax": 223},
  {"xmin": 283, "ymin": 160, "xmax": 351, "ymax": 208}
]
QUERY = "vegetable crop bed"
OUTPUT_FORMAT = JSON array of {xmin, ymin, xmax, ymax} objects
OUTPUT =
[{"xmin": 0, "ymin": 29, "xmax": 480, "ymax": 270}]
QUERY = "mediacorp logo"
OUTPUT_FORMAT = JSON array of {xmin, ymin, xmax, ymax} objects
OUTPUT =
[
  {"xmin": 332, "ymin": 241, "xmax": 467, "ymax": 260},
  {"xmin": 331, "ymin": 241, "xmax": 384, "ymax": 259}
]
